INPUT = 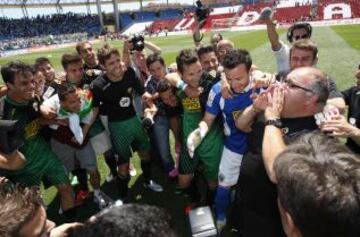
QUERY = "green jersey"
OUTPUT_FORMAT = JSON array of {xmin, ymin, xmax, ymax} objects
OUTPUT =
[
  {"xmin": 176, "ymin": 73, "xmax": 223, "ymax": 180},
  {"xmin": 0, "ymin": 96, "xmax": 68, "ymax": 186}
]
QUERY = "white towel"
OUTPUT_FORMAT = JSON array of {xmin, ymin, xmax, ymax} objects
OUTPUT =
[{"xmin": 69, "ymin": 113, "xmax": 84, "ymax": 144}]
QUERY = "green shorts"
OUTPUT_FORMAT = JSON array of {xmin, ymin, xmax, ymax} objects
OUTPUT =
[
  {"xmin": 179, "ymin": 126, "xmax": 223, "ymax": 181},
  {"xmin": 108, "ymin": 116, "xmax": 151, "ymax": 161}
]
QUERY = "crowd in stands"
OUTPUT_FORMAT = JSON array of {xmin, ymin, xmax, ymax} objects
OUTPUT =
[
  {"xmin": 0, "ymin": 13, "xmax": 102, "ymax": 54},
  {"xmin": 0, "ymin": 13, "xmax": 101, "ymax": 40},
  {"xmin": 0, "ymin": 33, "xmax": 89, "ymax": 52}
]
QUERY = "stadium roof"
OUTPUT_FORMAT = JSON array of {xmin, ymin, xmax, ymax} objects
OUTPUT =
[{"xmin": 0, "ymin": 0, "xmax": 140, "ymax": 8}]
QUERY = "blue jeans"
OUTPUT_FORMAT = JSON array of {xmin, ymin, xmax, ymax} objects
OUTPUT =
[{"xmin": 149, "ymin": 114, "xmax": 174, "ymax": 172}]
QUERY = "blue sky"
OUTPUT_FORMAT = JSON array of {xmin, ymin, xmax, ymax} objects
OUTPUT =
[{"xmin": 0, "ymin": 0, "xmax": 195, "ymax": 18}]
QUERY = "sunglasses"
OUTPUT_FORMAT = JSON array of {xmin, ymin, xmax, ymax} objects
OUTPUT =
[{"xmin": 294, "ymin": 34, "xmax": 309, "ymax": 41}]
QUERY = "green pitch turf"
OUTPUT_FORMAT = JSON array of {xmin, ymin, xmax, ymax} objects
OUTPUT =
[{"xmin": 0, "ymin": 24, "xmax": 359, "ymax": 236}]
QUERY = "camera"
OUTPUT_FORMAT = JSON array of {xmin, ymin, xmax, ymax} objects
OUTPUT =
[
  {"xmin": 0, "ymin": 120, "xmax": 24, "ymax": 154},
  {"xmin": 195, "ymin": 0, "xmax": 210, "ymax": 25},
  {"xmin": 130, "ymin": 34, "xmax": 145, "ymax": 51}
]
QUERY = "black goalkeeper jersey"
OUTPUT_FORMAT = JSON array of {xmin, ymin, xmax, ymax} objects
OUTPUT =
[{"xmin": 90, "ymin": 67, "xmax": 144, "ymax": 122}]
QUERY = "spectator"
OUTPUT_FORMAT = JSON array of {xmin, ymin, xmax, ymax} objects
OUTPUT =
[
  {"xmin": 69, "ymin": 204, "xmax": 177, "ymax": 237},
  {"xmin": 0, "ymin": 185, "xmax": 81, "ymax": 237},
  {"xmin": 260, "ymin": 7, "xmax": 312, "ymax": 74},
  {"xmin": 321, "ymin": 64, "xmax": 360, "ymax": 151},
  {"xmin": 274, "ymin": 132, "xmax": 360, "ymax": 237},
  {"xmin": 235, "ymin": 67, "xmax": 329, "ymax": 236}
]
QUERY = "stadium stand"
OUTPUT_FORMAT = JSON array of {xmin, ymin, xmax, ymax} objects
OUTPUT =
[
  {"xmin": 0, "ymin": 13, "xmax": 101, "ymax": 40},
  {"xmin": 147, "ymin": 19, "xmax": 181, "ymax": 34},
  {"xmin": 317, "ymin": 0, "xmax": 360, "ymax": 20},
  {"xmin": 273, "ymin": 5, "xmax": 312, "ymax": 23}
]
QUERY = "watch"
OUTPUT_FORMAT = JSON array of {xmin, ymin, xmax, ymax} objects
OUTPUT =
[{"xmin": 265, "ymin": 118, "xmax": 282, "ymax": 128}]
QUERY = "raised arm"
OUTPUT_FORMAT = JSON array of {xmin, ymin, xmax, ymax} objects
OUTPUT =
[{"xmin": 262, "ymin": 86, "xmax": 286, "ymax": 183}]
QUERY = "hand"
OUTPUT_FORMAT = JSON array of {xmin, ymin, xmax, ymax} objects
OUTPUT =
[
  {"xmin": 123, "ymin": 40, "xmax": 133, "ymax": 52},
  {"xmin": 259, "ymin": 7, "xmax": 273, "ymax": 24},
  {"xmin": 321, "ymin": 115, "xmax": 360, "ymax": 138},
  {"xmin": 264, "ymin": 85, "xmax": 284, "ymax": 121},
  {"xmin": 142, "ymin": 92, "xmax": 153, "ymax": 103},
  {"xmin": 220, "ymin": 78, "xmax": 233, "ymax": 99},
  {"xmin": 184, "ymin": 86, "xmax": 202, "ymax": 98},
  {"xmin": 187, "ymin": 128, "xmax": 202, "ymax": 158},
  {"xmin": 49, "ymin": 222, "xmax": 83, "ymax": 237},
  {"xmin": 186, "ymin": 122, "xmax": 208, "ymax": 158},
  {"xmin": 0, "ymin": 176, "xmax": 8, "ymax": 186},
  {"xmin": 40, "ymin": 105, "xmax": 57, "ymax": 120},
  {"xmin": 56, "ymin": 119, "xmax": 69, "ymax": 127},
  {"xmin": 251, "ymin": 89, "xmax": 269, "ymax": 112},
  {"xmin": 251, "ymin": 70, "xmax": 275, "ymax": 89}
]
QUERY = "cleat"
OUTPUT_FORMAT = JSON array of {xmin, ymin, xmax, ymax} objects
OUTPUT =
[
  {"xmin": 75, "ymin": 190, "xmax": 89, "ymax": 204},
  {"xmin": 216, "ymin": 218, "xmax": 227, "ymax": 233},
  {"xmin": 94, "ymin": 192, "xmax": 107, "ymax": 210},
  {"xmin": 129, "ymin": 162, "xmax": 137, "ymax": 177},
  {"xmin": 168, "ymin": 167, "xmax": 178, "ymax": 178},
  {"xmin": 105, "ymin": 173, "xmax": 113, "ymax": 183},
  {"xmin": 143, "ymin": 180, "xmax": 163, "ymax": 192}
]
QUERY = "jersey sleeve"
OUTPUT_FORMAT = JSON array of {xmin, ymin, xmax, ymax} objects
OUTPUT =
[
  {"xmin": 129, "ymin": 67, "xmax": 145, "ymax": 95},
  {"xmin": 205, "ymin": 85, "xmax": 221, "ymax": 116},
  {"xmin": 327, "ymin": 78, "xmax": 342, "ymax": 99},
  {"xmin": 341, "ymin": 87, "xmax": 352, "ymax": 105},
  {"xmin": 273, "ymin": 41, "xmax": 290, "ymax": 74},
  {"xmin": 90, "ymin": 82, "xmax": 102, "ymax": 108},
  {"xmin": 81, "ymin": 110, "xmax": 94, "ymax": 124}
]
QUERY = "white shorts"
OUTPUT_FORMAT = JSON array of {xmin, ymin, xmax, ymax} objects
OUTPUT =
[{"xmin": 218, "ymin": 147, "xmax": 244, "ymax": 187}]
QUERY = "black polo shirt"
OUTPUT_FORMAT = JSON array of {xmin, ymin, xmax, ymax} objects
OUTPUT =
[
  {"xmin": 91, "ymin": 67, "xmax": 144, "ymax": 122},
  {"xmin": 342, "ymin": 86, "xmax": 360, "ymax": 154},
  {"xmin": 239, "ymin": 114, "xmax": 318, "ymax": 237}
]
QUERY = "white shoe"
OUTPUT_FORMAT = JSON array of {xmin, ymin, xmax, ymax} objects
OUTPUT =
[
  {"xmin": 216, "ymin": 218, "xmax": 227, "ymax": 233},
  {"xmin": 94, "ymin": 192, "xmax": 107, "ymax": 210},
  {"xmin": 129, "ymin": 163, "xmax": 137, "ymax": 177},
  {"xmin": 143, "ymin": 180, "xmax": 163, "ymax": 192},
  {"xmin": 105, "ymin": 173, "xmax": 113, "ymax": 183}
]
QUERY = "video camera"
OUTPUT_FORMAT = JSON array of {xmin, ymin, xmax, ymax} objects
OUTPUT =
[
  {"xmin": 195, "ymin": 0, "xmax": 210, "ymax": 25},
  {"xmin": 0, "ymin": 120, "xmax": 24, "ymax": 154},
  {"xmin": 130, "ymin": 34, "xmax": 145, "ymax": 51}
]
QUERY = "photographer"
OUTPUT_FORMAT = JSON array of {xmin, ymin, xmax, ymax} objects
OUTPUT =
[
  {"xmin": 259, "ymin": 7, "xmax": 313, "ymax": 74},
  {"xmin": 192, "ymin": 0, "xmax": 211, "ymax": 47},
  {"xmin": 0, "ymin": 96, "xmax": 25, "ymax": 170},
  {"xmin": 122, "ymin": 34, "xmax": 162, "ymax": 117}
]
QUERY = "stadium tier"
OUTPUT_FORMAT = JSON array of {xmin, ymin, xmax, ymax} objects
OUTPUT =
[
  {"xmin": 317, "ymin": 0, "xmax": 360, "ymax": 20},
  {"xmin": 147, "ymin": 19, "xmax": 181, "ymax": 33}
]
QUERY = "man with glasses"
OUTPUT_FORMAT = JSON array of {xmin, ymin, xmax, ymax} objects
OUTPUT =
[
  {"xmin": 259, "ymin": 7, "xmax": 312, "ymax": 75},
  {"xmin": 232, "ymin": 67, "xmax": 330, "ymax": 236}
]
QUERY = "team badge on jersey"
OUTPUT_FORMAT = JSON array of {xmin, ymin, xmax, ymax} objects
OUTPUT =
[
  {"xmin": 119, "ymin": 97, "xmax": 131, "ymax": 107},
  {"xmin": 43, "ymin": 86, "xmax": 55, "ymax": 100}
]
